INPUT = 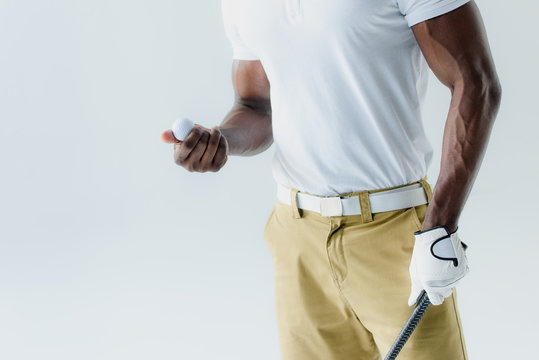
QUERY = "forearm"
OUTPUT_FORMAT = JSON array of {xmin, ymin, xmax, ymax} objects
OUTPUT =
[
  {"xmin": 218, "ymin": 102, "xmax": 273, "ymax": 156},
  {"xmin": 423, "ymin": 77, "xmax": 502, "ymax": 231}
]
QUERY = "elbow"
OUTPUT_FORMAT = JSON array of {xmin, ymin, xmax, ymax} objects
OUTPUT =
[
  {"xmin": 481, "ymin": 74, "xmax": 502, "ymax": 126},
  {"xmin": 487, "ymin": 75, "xmax": 502, "ymax": 112},
  {"xmin": 461, "ymin": 67, "xmax": 502, "ymax": 117}
]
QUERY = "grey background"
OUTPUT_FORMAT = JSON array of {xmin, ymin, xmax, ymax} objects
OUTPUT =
[{"xmin": 0, "ymin": 0, "xmax": 537, "ymax": 359}]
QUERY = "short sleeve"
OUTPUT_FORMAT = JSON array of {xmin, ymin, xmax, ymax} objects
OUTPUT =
[
  {"xmin": 221, "ymin": 0, "xmax": 259, "ymax": 61},
  {"xmin": 397, "ymin": 0, "xmax": 471, "ymax": 27}
]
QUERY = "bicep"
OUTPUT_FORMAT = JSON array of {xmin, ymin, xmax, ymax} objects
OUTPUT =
[
  {"xmin": 232, "ymin": 60, "xmax": 271, "ymax": 110},
  {"xmin": 411, "ymin": 1, "xmax": 498, "ymax": 90}
]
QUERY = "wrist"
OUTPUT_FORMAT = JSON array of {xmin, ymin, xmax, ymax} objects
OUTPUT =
[
  {"xmin": 217, "ymin": 126, "xmax": 237, "ymax": 156},
  {"xmin": 422, "ymin": 201, "xmax": 459, "ymax": 233},
  {"xmin": 218, "ymin": 123, "xmax": 272, "ymax": 156},
  {"xmin": 421, "ymin": 216, "xmax": 458, "ymax": 233}
]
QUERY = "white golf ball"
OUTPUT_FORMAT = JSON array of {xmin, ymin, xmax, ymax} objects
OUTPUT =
[{"xmin": 171, "ymin": 117, "xmax": 195, "ymax": 141}]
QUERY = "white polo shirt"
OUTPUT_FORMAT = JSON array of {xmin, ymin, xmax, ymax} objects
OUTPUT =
[{"xmin": 222, "ymin": 0, "xmax": 470, "ymax": 196}]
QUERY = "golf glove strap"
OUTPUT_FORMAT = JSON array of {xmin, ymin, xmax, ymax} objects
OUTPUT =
[{"xmin": 408, "ymin": 226, "xmax": 469, "ymax": 306}]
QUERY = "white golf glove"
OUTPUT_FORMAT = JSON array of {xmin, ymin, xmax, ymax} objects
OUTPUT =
[{"xmin": 408, "ymin": 226, "xmax": 469, "ymax": 306}]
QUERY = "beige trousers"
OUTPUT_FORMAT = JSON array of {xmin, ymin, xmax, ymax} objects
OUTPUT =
[{"xmin": 263, "ymin": 179, "xmax": 468, "ymax": 359}]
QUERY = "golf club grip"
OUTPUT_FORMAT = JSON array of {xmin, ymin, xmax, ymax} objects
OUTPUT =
[{"xmin": 384, "ymin": 291, "xmax": 431, "ymax": 360}]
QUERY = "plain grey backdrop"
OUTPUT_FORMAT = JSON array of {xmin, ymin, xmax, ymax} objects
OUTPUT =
[{"xmin": 0, "ymin": 0, "xmax": 537, "ymax": 359}]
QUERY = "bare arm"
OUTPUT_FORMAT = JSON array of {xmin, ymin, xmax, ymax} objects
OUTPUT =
[
  {"xmin": 219, "ymin": 59, "xmax": 272, "ymax": 156},
  {"xmin": 412, "ymin": 1, "xmax": 502, "ymax": 232},
  {"xmin": 162, "ymin": 59, "xmax": 271, "ymax": 171}
]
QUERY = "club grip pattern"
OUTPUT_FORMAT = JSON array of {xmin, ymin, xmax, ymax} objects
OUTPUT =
[{"xmin": 384, "ymin": 291, "xmax": 431, "ymax": 360}]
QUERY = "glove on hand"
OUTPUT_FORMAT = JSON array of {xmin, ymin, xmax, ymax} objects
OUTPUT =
[{"xmin": 408, "ymin": 226, "xmax": 469, "ymax": 306}]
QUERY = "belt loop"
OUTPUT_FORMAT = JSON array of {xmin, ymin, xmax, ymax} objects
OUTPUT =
[
  {"xmin": 419, "ymin": 176, "xmax": 433, "ymax": 203},
  {"xmin": 290, "ymin": 188, "xmax": 303, "ymax": 219},
  {"xmin": 358, "ymin": 191, "xmax": 373, "ymax": 223}
]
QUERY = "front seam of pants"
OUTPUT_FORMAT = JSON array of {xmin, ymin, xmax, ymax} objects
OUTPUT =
[
  {"xmin": 325, "ymin": 217, "xmax": 370, "ymax": 349},
  {"xmin": 326, "ymin": 218, "xmax": 342, "ymax": 288},
  {"xmin": 326, "ymin": 218, "xmax": 348, "ymax": 288},
  {"xmin": 265, "ymin": 178, "xmax": 468, "ymax": 359}
]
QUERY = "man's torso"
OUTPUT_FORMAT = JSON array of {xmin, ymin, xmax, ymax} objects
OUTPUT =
[{"xmin": 223, "ymin": 0, "xmax": 434, "ymax": 196}]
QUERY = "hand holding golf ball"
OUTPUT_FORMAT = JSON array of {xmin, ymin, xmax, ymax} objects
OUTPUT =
[{"xmin": 161, "ymin": 117, "xmax": 229, "ymax": 172}]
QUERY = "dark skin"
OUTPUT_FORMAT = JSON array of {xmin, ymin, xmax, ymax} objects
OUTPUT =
[
  {"xmin": 411, "ymin": 2, "xmax": 502, "ymax": 231},
  {"xmin": 161, "ymin": 60, "xmax": 271, "ymax": 170},
  {"xmin": 162, "ymin": 1, "xmax": 501, "ymax": 232}
]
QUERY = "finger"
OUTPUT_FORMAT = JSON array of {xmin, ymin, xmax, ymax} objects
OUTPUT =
[
  {"xmin": 185, "ymin": 130, "xmax": 210, "ymax": 166},
  {"xmin": 212, "ymin": 136, "xmax": 228, "ymax": 169},
  {"xmin": 174, "ymin": 126, "xmax": 204, "ymax": 162},
  {"xmin": 162, "ymin": 129, "xmax": 180, "ymax": 144},
  {"xmin": 427, "ymin": 292, "xmax": 443, "ymax": 306},
  {"xmin": 425, "ymin": 288, "xmax": 446, "ymax": 306},
  {"xmin": 200, "ymin": 126, "xmax": 221, "ymax": 169}
]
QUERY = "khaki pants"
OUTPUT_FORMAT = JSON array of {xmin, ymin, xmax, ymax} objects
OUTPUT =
[{"xmin": 263, "ymin": 179, "xmax": 468, "ymax": 359}]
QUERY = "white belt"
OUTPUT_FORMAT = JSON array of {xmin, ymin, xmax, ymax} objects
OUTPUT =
[{"xmin": 277, "ymin": 183, "xmax": 428, "ymax": 217}]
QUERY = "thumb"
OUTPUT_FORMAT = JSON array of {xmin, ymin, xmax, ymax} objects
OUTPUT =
[{"xmin": 161, "ymin": 129, "xmax": 181, "ymax": 144}]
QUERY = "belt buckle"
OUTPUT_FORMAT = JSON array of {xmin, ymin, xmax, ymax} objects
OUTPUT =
[{"xmin": 320, "ymin": 196, "xmax": 343, "ymax": 217}]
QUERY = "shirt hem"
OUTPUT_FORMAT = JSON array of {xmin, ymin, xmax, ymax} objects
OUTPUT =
[{"xmin": 405, "ymin": 0, "xmax": 471, "ymax": 27}]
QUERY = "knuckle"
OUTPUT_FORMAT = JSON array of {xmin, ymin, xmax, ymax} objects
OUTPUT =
[{"xmin": 183, "ymin": 138, "xmax": 195, "ymax": 149}]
